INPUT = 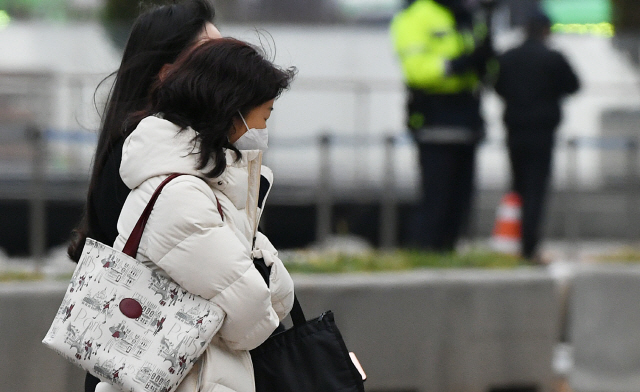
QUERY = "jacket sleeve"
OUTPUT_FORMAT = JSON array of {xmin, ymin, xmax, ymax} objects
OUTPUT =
[
  {"xmin": 554, "ymin": 52, "xmax": 580, "ymax": 96},
  {"xmin": 253, "ymin": 231, "xmax": 295, "ymax": 320},
  {"xmin": 390, "ymin": 9, "xmax": 448, "ymax": 88},
  {"xmin": 141, "ymin": 178, "xmax": 280, "ymax": 350},
  {"xmin": 390, "ymin": 4, "xmax": 479, "ymax": 93}
]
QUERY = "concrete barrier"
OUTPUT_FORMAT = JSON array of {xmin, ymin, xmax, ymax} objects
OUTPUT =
[
  {"xmin": 293, "ymin": 269, "xmax": 560, "ymax": 392},
  {"xmin": 569, "ymin": 264, "xmax": 640, "ymax": 392},
  {"xmin": 0, "ymin": 281, "xmax": 85, "ymax": 392},
  {"xmin": 1, "ymin": 269, "xmax": 560, "ymax": 392}
]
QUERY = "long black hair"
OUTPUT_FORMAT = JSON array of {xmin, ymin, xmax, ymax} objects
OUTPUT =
[
  {"xmin": 131, "ymin": 38, "xmax": 296, "ymax": 178},
  {"xmin": 99, "ymin": 0, "xmax": 215, "ymax": 168},
  {"xmin": 68, "ymin": 0, "xmax": 215, "ymax": 261}
]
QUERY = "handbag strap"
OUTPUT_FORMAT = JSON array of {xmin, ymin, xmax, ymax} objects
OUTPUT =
[
  {"xmin": 122, "ymin": 173, "xmax": 184, "ymax": 257},
  {"xmin": 121, "ymin": 173, "xmax": 224, "ymax": 258},
  {"xmin": 290, "ymin": 295, "xmax": 306, "ymax": 326}
]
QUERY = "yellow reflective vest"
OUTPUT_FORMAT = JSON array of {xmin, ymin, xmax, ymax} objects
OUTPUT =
[{"xmin": 390, "ymin": 0, "xmax": 481, "ymax": 94}]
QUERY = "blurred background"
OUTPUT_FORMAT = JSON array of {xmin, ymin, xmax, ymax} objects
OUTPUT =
[
  {"xmin": 3, "ymin": 2, "xmax": 640, "ymax": 392},
  {"xmin": 0, "ymin": 0, "xmax": 639, "ymax": 257}
]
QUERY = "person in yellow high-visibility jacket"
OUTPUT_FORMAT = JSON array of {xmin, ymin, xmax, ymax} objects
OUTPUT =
[{"xmin": 390, "ymin": 0, "xmax": 495, "ymax": 251}]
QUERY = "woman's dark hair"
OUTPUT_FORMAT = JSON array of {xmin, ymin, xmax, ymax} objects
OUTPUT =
[
  {"xmin": 132, "ymin": 38, "xmax": 296, "ymax": 178},
  {"xmin": 68, "ymin": 0, "xmax": 214, "ymax": 261},
  {"xmin": 102, "ymin": 0, "xmax": 214, "ymax": 141}
]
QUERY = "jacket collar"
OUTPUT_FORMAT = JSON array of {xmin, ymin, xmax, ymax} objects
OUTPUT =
[{"xmin": 120, "ymin": 116, "xmax": 265, "ymax": 214}]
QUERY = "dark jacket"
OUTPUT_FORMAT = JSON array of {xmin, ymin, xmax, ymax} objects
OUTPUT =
[
  {"xmin": 84, "ymin": 138, "xmax": 130, "ymax": 392},
  {"xmin": 89, "ymin": 138, "xmax": 130, "ymax": 246},
  {"xmin": 495, "ymin": 38, "xmax": 580, "ymax": 145}
]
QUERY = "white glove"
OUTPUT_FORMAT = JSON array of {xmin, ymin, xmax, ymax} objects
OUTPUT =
[
  {"xmin": 252, "ymin": 232, "xmax": 295, "ymax": 320},
  {"xmin": 95, "ymin": 382, "xmax": 120, "ymax": 392}
]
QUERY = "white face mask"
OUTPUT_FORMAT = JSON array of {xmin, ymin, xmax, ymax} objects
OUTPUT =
[{"xmin": 233, "ymin": 111, "xmax": 269, "ymax": 151}]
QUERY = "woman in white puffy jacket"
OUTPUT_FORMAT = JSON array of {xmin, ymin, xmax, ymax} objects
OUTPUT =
[{"xmin": 96, "ymin": 38, "xmax": 296, "ymax": 392}]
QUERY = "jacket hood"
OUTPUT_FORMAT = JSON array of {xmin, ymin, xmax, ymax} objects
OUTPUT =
[{"xmin": 120, "ymin": 115, "xmax": 261, "ymax": 190}]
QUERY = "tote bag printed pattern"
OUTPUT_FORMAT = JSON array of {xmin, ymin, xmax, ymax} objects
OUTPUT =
[
  {"xmin": 44, "ymin": 239, "xmax": 223, "ymax": 392},
  {"xmin": 43, "ymin": 174, "xmax": 225, "ymax": 392}
]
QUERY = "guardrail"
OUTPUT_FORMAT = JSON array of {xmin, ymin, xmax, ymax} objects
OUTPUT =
[
  {"xmin": 4, "ymin": 124, "xmax": 640, "ymax": 257},
  {"xmin": 563, "ymin": 136, "xmax": 640, "ymax": 242}
]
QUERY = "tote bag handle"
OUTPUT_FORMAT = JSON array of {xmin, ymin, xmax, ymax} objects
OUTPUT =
[
  {"xmin": 121, "ymin": 173, "xmax": 184, "ymax": 257},
  {"xmin": 121, "ymin": 173, "xmax": 224, "ymax": 258},
  {"xmin": 290, "ymin": 296, "xmax": 306, "ymax": 326}
]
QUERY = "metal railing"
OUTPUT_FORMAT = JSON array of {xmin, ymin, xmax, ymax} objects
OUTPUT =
[
  {"xmin": 9, "ymin": 125, "xmax": 640, "ymax": 256},
  {"xmin": 26, "ymin": 125, "xmax": 46, "ymax": 264},
  {"xmin": 563, "ymin": 136, "xmax": 640, "ymax": 242},
  {"xmin": 291, "ymin": 133, "xmax": 640, "ymax": 248}
]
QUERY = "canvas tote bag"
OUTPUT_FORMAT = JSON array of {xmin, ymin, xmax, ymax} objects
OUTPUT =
[{"xmin": 43, "ymin": 173, "xmax": 224, "ymax": 392}]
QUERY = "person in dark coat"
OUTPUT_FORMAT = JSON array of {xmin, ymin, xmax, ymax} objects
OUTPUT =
[
  {"xmin": 65, "ymin": 2, "xmax": 221, "ymax": 391},
  {"xmin": 494, "ymin": 9, "xmax": 580, "ymax": 260}
]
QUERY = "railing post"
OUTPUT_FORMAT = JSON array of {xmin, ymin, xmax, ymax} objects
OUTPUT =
[
  {"xmin": 316, "ymin": 134, "xmax": 332, "ymax": 244},
  {"xmin": 564, "ymin": 138, "xmax": 580, "ymax": 245},
  {"xmin": 380, "ymin": 135, "xmax": 397, "ymax": 249},
  {"xmin": 625, "ymin": 137, "xmax": 638, "ymax": 241},
  {"xmin": 26, "ymin": 124, "xmax": 46, "ymax": 267},
  {"xmin": 354, "ymin": 83, "xmax": 371, "ymax": 185}
]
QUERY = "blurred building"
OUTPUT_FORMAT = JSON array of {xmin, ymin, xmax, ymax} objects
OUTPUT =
[
  {"xmin": 1, "ymin": 0, "xmax": 640, "ymax": 255},
  {"xmin": 0, "ymin": 0, "xmax": 101, "ymax": 20},
  {"xmin": 0, "ymin": 21, "xmax": 118, "ymax": 175},
  {"xmin": 214, "ymin": 0, "xmax": 539, "ymax": 25},
  {"xmin": 0, "ymin": 18, "xmax": 119, "ymax": 255}
]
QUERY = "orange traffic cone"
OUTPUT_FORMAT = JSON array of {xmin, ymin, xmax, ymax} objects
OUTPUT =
[{"xmin": 491, "ymin": 192, "xmax": 522, "ymax": 255}]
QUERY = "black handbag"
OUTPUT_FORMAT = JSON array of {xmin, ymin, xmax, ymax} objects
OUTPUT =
[{"xmin": 250, "ymin": 294, "xmax": 366, "ymax": 392}]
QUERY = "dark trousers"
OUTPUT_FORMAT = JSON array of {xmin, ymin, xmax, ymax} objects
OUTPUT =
[
  {"xmin": 85, "ymin": 373, "xmax": 99, "ymax": 391},
  {"xmin": 508, "ymin": 141, "xmax": 553, "ymax": 259},
  {"xmin": 412, "ymin": 143, "xmax": 477, "ymax": 251}
]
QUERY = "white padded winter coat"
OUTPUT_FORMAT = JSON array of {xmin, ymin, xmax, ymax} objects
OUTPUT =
[{"xmin": 97, "ymin": 115, "xmax": 294, "ymax": 392}]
